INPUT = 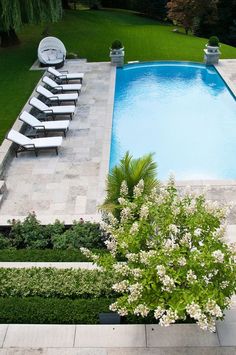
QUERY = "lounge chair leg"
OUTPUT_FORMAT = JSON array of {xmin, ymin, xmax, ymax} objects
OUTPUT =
[
  {"xmin": 55, "ymin": 147, "xmax": 58, "ymax": 155},
  {"xmin": 63, "ymin": 130, "xmax": 66, "ymax": 137},
  {"xmin": 35, "ymin": 149, "xmax": 38, "ymax": 157}
]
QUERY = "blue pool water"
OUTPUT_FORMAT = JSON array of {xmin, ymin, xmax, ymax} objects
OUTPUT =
[{"xmin": 110, "ymin": 62, "xmax": 236, "ymax": 180}]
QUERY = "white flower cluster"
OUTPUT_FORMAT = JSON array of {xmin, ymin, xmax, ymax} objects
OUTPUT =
[
  {"xmin": 113, "ymin": 263, "xmax": 130, "ymax": 276},
  {"xmin": 128, "ymin": 283, "xmax": 143, "ymax": 302},
  {"xmin": 120, "ymin": 180, "xmax": 128, "ymax": 196},
  {"xmin": 107, "ymin": 213, "xmax": 118, "ymax": 227},
  {"xmin": 140, "ymin": 204, "xmax": 149, "ymax": 219},
  {"xmin": 186, "ymin": 302, "xmax": 202, "ymax": 320},
  {"xmin": 120, "ymin": 207, "xmax": 132, "ymax": 223},
  {"xmin": 212, "ymin": 250, "xmax": 224, "ymax": 263},
  {"xmin": 133, "ymin": 179, "xmax": 144, "ymax": 198},
  {"xmin": 169, "ymin": 224, "xmax": 179, "ymax": 235},
  {"xmin": 186, "ymin": 302, "xmax": 216, "ymax": 332},
  {"xmin": 154, "ymin": 306, "xmax": 165, "ymax": 319},
  {"xmin": 194, "ymin": 228, "xmax": 202, "ymax": 237},
  {"xmin": 126, "ymin": 253, "xmax": 139, "ymax": 262},
  {"xmin": 80, "ymin": 247, "xmax": 92, "ymax": 258},
  {"xmin": 185, "ymin": 199, "xmax": 196, "ymax": 214},
  {"xmin": 133, "ymin": 304, "xmax": 149, "ymax": 317},
  {"xmin": 139, "ymin": 250, "xmax": 156, "ymax": 265},
  {"xmin": 180, "ymin": 233, "xmax": 192, "ymax": 247},
  {"xmin": 80, "ymin": 247, "xmax": 99, "ymax": 262},
  {"xmin": 159, "ymin": 309, "xmax": 178, "ymax": 327},
  {"xmin": 220, "ymin": 281, "xmax": 229, "ymax": 289},
  {"xmin": 187, "ymin": 270, "xmax": 197, "ymax": 283},
  {"xmin": 104, "ymin": 237, "xmax": 117, "ymax": 255},
  {"xmin": 205, "ymin": 299, "xmax": 223, "ymax": 318},
  {"xmin": 130, "ymin": 222, "xmax": 139, "ymax": 235},
  {"xmin": 156, "ymin": 265, "xmax": 175, "ymax": 292},
  {"xmin": 130, "ymin": 268, "xmax": 142, "ymax": 279},
  {"xmin": 156, "ymin": 265, "xmax": 166, "ymax": 277},
  {"xmin": 110, "ymin": 302, "xmax": 129, "ymax": 317},
  {"xmin": 163, "ymin": 238, "xmax": 179, "ymax": 251},
  {"xmin": 197, "ymin": 316, "xmax": 216, "ymax": 332},
  {"xmin": 178, "ymin": 257, "xmax": 187, "ymax": 266},
  {"xmin": 112, "ymin": 280, "xmax": 129, "ymax": 293}
]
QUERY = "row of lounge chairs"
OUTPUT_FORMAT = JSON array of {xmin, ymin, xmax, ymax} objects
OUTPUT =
[{"xmin": 6, "ymin": 67, "xmax": 84, "ymax": 157}]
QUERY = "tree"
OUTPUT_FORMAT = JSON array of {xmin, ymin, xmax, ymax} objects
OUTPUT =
[
  {"xmin": 62, "ymin": 0, "xmax": 71, "ymax": 9},
  {"xmin": 167, "ymin": 0, "xmax": 218, "ymax": 35},
  {"xmin": 195, "ymin": 0, "xmax": 236, "ymax": 45},
  {"xmin": 0, "ymin": 0, "xmax": 62, "ymax": 47},
  {"xmin": 138, "ymin": 0, "xmax": 168, "ymax": 20},
  {"xmin": 101, "ymin": 152, "xmax": 158, "ymax": 219}
]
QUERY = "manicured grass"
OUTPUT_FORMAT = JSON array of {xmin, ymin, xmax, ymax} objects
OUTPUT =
[
  {"xmin": 0, "ymin": 9, "xmax": 236, "ymax": 143},
  {"xmin": 0, "ymin": 248, "xmax": 105, "ymax": 262}
]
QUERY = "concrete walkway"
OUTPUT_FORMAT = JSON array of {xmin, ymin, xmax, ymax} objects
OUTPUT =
[{"xmin": 0, "ymin": 320, "xmax": 235, "ymax": 354}]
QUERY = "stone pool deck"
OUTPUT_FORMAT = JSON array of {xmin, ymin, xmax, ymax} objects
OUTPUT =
[
  {"xmin": 0, "ymin": 59, "xmax": 236, "ymax": 226},
  {"xmin": 0, "ymin": 61, "xmax": 115, "ymax": 225}
]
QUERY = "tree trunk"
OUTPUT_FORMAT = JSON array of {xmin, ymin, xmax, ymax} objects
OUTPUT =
[
  {"xmin": 185, "ymin": 28, "xmax": 189, "ymax": 35},
  {"xmin": 62, "ymin": 0, "xmax": 71, "ymax": 9},
  {"xmin": 0, "ymin": 28, "xmax": 20, "ymax": 47}
]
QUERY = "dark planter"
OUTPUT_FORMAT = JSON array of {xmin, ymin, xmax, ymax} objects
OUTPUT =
[{"xmin": 99, "ymin": 312, "xmax": 121, "ymax": 324}]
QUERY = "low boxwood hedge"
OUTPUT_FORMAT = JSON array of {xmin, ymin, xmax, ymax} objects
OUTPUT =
[
  {"xmin": 0, "ymin": 268, "xmax": 115, "ymax": 298},
  {"xmin": 0, "ymin": 297, "xmax": 114, "ymax": 324}
]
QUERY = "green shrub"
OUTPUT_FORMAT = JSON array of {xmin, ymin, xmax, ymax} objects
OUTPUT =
[
  {"xmin": 52, "ymin": 221, "xmax": 105, "ymax": 250},
  {"xmin": 0, "ymin": 268, "xmax": 115, "ymax": 298},
  {"xmin": 0, "ymin": 297, "xmax": 114, "ymax": 324},
  {"xmin": 111, "ymin": 40, "xmax": 123, "ymax": 49},
  {"xmin": 208, "ymin": 36, "xmax": 220, "ymax": 46},
  {"xmin": 2, "ymin": 214, "xmax": 104, "ymax": 250},
  {"xmin": 0, "ymin": 234, "xmax": 11, "ymax": 249},
  {"xmin": 8, "ymin": 213, "xmax": 64, "ymax": 249}
]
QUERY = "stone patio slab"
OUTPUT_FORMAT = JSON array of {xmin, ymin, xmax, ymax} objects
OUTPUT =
[
  {"xmin": 3, "ymin": 325, "xmax": 75, "ymax": 348},
  {"xmin": 0, "ymin": 325, "xmax": 8, "ymax": 348},
  {"xmin": 216, "ymin": 322, "xmax": 236, "ymax": 346},
  {"xmin": 74, "ymin": 325, "xmax": 146, "ymax": 348},
  {"xmin": 146, "ymin": 324, "xmax": 220, "ymax": 347}
]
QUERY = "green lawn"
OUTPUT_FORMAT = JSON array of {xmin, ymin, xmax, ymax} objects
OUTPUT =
[{"xmin": 0, "ymin": 8, "xmax": 236, "ymax": 143}]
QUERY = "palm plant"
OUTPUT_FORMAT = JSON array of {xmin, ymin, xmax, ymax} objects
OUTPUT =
[{"xmin": 101, "ymin": 152, "xmax": 158, "ymax": 218}]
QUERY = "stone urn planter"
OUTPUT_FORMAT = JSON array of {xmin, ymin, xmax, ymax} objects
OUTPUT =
[
  {"xmin": 110, "ymin": 40, "xmax": 125, "ymax": 67},
  {"xmin": 204, "ymin": 36, "xmax": 221, "ymax": 65}
]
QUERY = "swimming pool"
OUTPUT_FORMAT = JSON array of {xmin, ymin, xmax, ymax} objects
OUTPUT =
[{"xmin": 110, "ymin": 62, "xmax": 236, "ymax": 180}]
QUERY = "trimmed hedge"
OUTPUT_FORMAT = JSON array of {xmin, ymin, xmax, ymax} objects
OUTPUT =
[
  {"xmin": 0, "ymin": 249, "xmax": 106, "ymax": 262},
  {"xmin": 0, "ymin": 268, "xmax": 115, "ymax": 298},
  {"xmin": 0, "ymin": 213, "xmax": 105, "ymax": 250},
  {"xmin": 0, "ymin": 297, "xmax": 180, "ymax": 324},
  {"xmin": 0, "ymin": 297, "xmax": 114, "ymax": 324}
]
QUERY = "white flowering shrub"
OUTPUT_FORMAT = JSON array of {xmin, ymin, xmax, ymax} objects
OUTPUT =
[{"xmin": 81, "ymin": 177, "xmax": 236, "ymax": 332}]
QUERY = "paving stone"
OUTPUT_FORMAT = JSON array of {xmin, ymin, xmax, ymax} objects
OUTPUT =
[
  {"xmin": 0, "ymin": 63, "xmax": 115, "ymax": 223},
  {"xmin": 0, "ymin": 325, "xmax": 8, "ymax": 347},
  {"xmin": 216, "ymin": 322, "xmax": 236, "ymax": 346},
  {"xmin": 74, "ymin": 325, "xmax": 146, "ymax": 348},
  {"xmin": 146, "ymin": 324, "xmax": 220, "ymax": 347},
  {"xmin": 108, "ymin": 348, "xmax": 236, "ymax": 355},
  {"xmin": 3, "ymin": 325, "xmax": 75, "ymax": 348}
]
